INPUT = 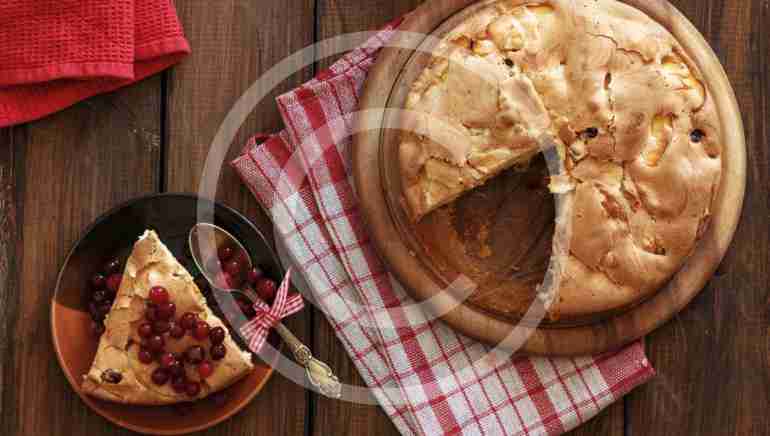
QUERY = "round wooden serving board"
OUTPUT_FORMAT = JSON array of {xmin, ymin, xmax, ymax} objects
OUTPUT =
[{"xmin": 352, "ymin": 0, "xmax": 746, "ymax": 356}]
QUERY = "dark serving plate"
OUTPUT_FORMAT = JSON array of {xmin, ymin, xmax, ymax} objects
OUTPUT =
[{"xmin": 51, "ymin": 193, "xmax": 282, "ymax": 435}]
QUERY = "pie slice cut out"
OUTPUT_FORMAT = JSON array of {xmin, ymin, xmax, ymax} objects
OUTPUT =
[{"xmin": 81, "ymin": 230, "xmax": 254, "ymax": 405}]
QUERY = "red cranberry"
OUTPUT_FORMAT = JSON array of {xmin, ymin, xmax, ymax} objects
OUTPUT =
[
  {"xmin": 246, "ymin": 267, "xmax": 263, "ymax": 284},
  {"xmin": 148, "ymin": 286, "xmax": 169, "ymax": 305},
  {"xmin": 255, "ymin": 278, "xmax": 277, "ymax": 302},
  {"xmin": 185, "ymin": 346, "xmax": 205, "ymax": 364},
  {"xmin": 185, "ymin": 381, "xmax": 201, "ymax": 397},
  {"xmin": 169, "ymin": 322, "xmax": 185, "ymax": 339},
  {"xmin": 92, "ymin": 289, "xmax": 108, "ymax": 303},
  {"xmin": 147, "ymin": 335, "xmax": 165, "ymax": 352},
  {"xmin": 151, "ymin": 368, "xmax": 170, "ymax": 386},
  {"xmin": 103, "ymin": 258, "xmax": 122, "ymax": 275},
  {"xmin": 180, "ymin": 312, "xmax": 198, "ymax": 330},
  {"xmin": 137, "ymin": 322, "xmax": 153, "ymax": 338},
  {"xmin": 159, "ymin": 352, "xmax": 176, "ymax": 368},
  {"xmin": 153, "ymin": 320, "xmax": 171, "ymax": 334},
  {"xmin": 210, "ymin": 344, "xmax": 226, "ymax": 360},
  {"xmin": 171, "ymin": 376, "xmax": 188, "ymax": 393},
  {"xmin": 167, "ymin": 360, "xmax": 184, "ymax": 377},
  {"xmin": 198, "ymin": 361, "xmax": 213, "ymax": 379},
  {"xmin": 218, "ymin": 245, "xmax": 234, "ymax": 261},
  {"xmin": 209, "ymin": 326, "xmax": 226, "ymax": 344},
  {"xmin": 106, "ymin": 273, "xmax": 122, "ymax": 293},
  {"xmin": 156, "ymin": 302, "xmax": 176, "ymax": 321},
  {"xmin": 91, "ymin": 273, "xmax": 106, "ymax": 289},
  {"xmin": 224, "ymin": 259, "xmax": 242, "ymax": 277},
  {"xmin": 138, "ymin": 347, "xmax": 154, "ymax": 364},
  {"xmin": 193, "ymin": 321, "xmax": 210, "ymax": 340},
  {"xmin": 145, "ymin": 305, "xmax": 158, "ymax": 322},
  {"xmin": 92, "ymin": 321, "xmax": 105, "ymax": 337}
]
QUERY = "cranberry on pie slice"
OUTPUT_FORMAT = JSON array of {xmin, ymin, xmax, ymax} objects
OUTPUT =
[{"xmin": 81, "ymin": 230, "xmax": 254, "ymax": 405}]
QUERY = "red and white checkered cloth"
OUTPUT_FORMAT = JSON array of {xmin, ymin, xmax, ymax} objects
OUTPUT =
[{"xmin": 233, "ymin": 20, "xmax": 655, "ymax": 436}]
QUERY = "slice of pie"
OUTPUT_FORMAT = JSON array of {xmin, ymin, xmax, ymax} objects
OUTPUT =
[
  {"xmin": 81, "ymin": 230, "xmax": 254, "ymax": 405},
  {"xmin": 400, "ymin": 0, "xmax": 723, "ymax": 319}
]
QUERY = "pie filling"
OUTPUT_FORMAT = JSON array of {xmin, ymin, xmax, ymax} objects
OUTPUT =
[{"xmin": 399, "ymin": 0, "xmax": 722, "ymax": 318}]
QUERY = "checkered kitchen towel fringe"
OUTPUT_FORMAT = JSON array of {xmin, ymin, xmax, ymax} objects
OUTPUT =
[{"xmin": 233, "ymin": 20, "xmax": 655, "ymax": 436}]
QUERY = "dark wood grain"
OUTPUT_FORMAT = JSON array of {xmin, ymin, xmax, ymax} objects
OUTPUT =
[
  {"xmin": 1, "ymin": 78, "xmax": 162, "ymax": 435},
  {"xmin": 1, "ymin": 1, "xmax": 767, "ymax": 435},
  {"xmin": 166, "ymin": 1, "xmax": 315, "ymax": 435},
  {"xmin": 627, "ymin": 1, "xmax": 770, "ymax": 436},
  {"xmin": 0, "ymin": 127, "xmax": 23, "ymax": 434}
]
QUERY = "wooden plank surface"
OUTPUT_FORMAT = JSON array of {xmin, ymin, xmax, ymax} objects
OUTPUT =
[
  {"xmin": 0, "ymin": 0, "xmax": 767, "ymax": 435},
  {"xmin": 165, "ymin": 1, "xmax": 315, "ymax": 435},
  {"xmin": 0, "ymin": 78, "xmax": 162, "ymax": 435},
  {"xmin": 627, "ymin": 1, "xmax": 770, "ymax": 436}
]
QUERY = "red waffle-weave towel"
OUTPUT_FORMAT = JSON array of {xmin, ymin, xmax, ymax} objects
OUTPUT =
[
  {"xmin": 0, "ymin": 0, "xmax": 190, "ymax": 127},
  {"xmin": 233, "ymin": 20, "xmax": 655, "ymax": 436}
]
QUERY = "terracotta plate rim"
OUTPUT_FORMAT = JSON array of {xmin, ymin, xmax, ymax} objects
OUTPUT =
[{"xmin": 50, "ymin": 193, "xmax": 279, "ymax": 435}]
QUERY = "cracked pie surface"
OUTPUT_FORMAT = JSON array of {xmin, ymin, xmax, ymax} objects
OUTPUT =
[
  {"xmin": 399, "ymin": 0, "xmax": 723, "ymax": 318},
  {"xmin": 81, "ymin": 230, "xmax": 254, "ymax": 405}
]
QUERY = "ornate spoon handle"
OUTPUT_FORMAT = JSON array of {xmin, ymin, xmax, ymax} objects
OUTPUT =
[{"xmin": 274, "ymin": 322, "xmax": 342, "ymax": 399}]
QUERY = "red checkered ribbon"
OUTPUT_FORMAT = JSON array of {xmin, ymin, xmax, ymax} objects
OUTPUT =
[
  {"xmin": 233, "ymin": 18, "xmax": 655, "ymax": 436},
  {"xmin": 240, "ymin": 268, "xmax": 304, "ymax": 353}
]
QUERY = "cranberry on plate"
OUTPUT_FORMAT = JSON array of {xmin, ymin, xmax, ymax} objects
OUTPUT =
[
  {"xmin": 159, "ymin": 352, "xmax": 177, "ymax": 368},
  {"xmin": 155, "ymin": 302, "xmax": 176, "ymax": 320},
  {"xmin": 255, "ymin": 278, "xmax": 277, "ymax": 302},
  {"xmin": 169, "ymin": 322, "xmax": 185, "ymax": 339},
  {"xmin": 193, "ymin": 321, "xmax": 210, "ymax": 340},
  {"xmin": 198, "ymin": 361, "xmax": 213, "ymax": 379},
  {"xmin": 137, "ymin": 322, "xmax": 153, "ymax": 338},
  {"xmin": 185, "ymin": 345, "xmax": 205, "ymax": 364},
  {"xmin": 153, "ymin": 320, "xmax": 171, "ymax": 334},
  {"xmin": 185, "ymin": 381, "xmax": 201, "ymax": 397},
  {"xmin": 179, "ymin": 312, "xmax": 198, "ymax": 330},
  {"xmin": 223, "ymin": 259, "xmax": 242, "ymax": 276},
  {"xmin": 210, "ymin": 344, "xmax": 226, "ymax": 360},
  {"xmin": 151, "ymin": 368, "xmax": 170, "ymax": 386},
  {"xmin": 171, "ymin": 376, "xmax": 188, "ymax": 393},
  {"xmin": 90, "ymin": 273, "xmax": 106, "ymax": 289},
  {"xmin": 103, "ymin": 258, "xmax": 122, "ymax": 275},
  {"xmin": 209, "ymin": 326, "xmax": 226, "ymax": 344},
  {"xmin": 138, "ymin": 347, "xmax": 154, "ymax": 364},
  {"xmin": 105, "ymin": 273, "xmax": 122, "ymax": 293},
  {"xmin": 148, "ymin": 286, "xmax": 170, "ymax": 305},
  {"xmin": 167, "ymin": 360, "xmax": 185, "ymax": 377},
  {"xmin": 147, "ymin": 335, "xmax": 165, "ymax": 352},
  {"xmin": 246, "ymin": 266, "xmax": 263, "ymax": 284},
  {"xmin": 217, "ymin": 245, "xmax": 235, "ymax": 261}
]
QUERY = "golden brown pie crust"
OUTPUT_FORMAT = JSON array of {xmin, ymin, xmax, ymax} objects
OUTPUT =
[
  {"xmin": 81, "ymin": 230, "xmax": 254, "ymax": 405},
  {"xmin": 399, "ymin": 0, "xmax": 722, "ymax": 319}
]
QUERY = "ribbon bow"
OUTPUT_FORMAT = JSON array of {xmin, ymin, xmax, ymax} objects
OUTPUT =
[{"xmin": 240, "ymin": 268, "xmax": 304, "ymax": 353}]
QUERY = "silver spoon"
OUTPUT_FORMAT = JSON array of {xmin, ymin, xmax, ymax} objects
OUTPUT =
[{"xmin": 188, "ymin": 223, "xmax": 341, "ymax": 399}]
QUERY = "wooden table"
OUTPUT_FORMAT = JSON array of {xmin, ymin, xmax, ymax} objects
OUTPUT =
[{"xmin": 0, "ymin": 1, "xmax": 767, "ymax": 435}]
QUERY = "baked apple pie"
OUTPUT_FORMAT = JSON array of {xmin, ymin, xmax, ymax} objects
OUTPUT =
[
  {"xmin": 82, "ymin": 230, "xmax": 254, "ymax": 404},
  {"xmin": 399, "ymin": 0, "xmax": 722, "ymax": 318}
]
